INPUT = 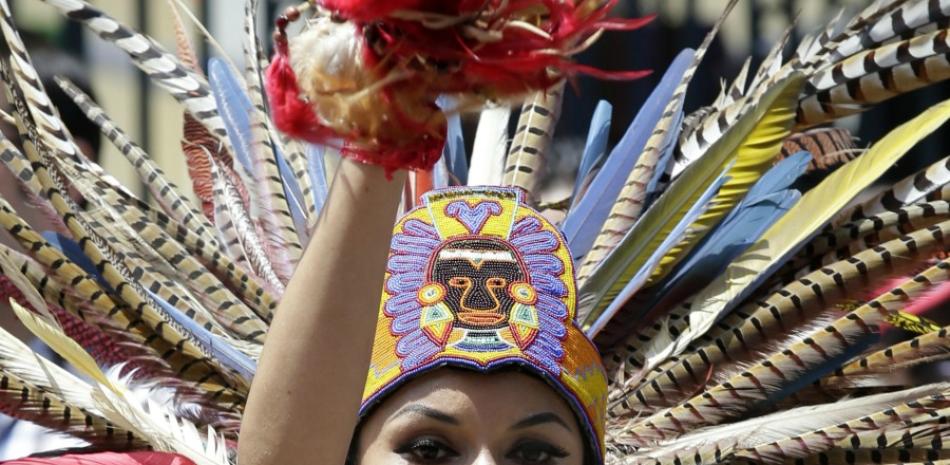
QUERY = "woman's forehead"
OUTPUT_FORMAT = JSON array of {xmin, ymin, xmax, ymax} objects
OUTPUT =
[{"xmin": 376, "ymin": 369, "xmax": 578, "ymax": 424}]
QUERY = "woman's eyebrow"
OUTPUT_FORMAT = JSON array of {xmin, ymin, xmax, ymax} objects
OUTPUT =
[
  {"xmin": 509, "ymin": 412, "xmax": 572, "ymax": 432},
  {"xmin": 392, "ymin": 404, "xmax": 461, "ymax": 425}
]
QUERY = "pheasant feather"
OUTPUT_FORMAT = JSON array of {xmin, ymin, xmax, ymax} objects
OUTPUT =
[
  {"xmin": 10, "ymin": 301, "xmax": 231, "ymax": 465},
  {"xmin": 503, "ymin": 82, "xmax": 566, "ymax": 198},
  {"xmin": 638, "ymin": 96, "xmax": 950, "ymax": 372},
  {"xmin": 0, "ymin": 322, "xmax": 145, "ymax": 449},
  {"xmin": 621, "ymin": 259, "xmax": 950, "ymax": 446},
  {"xmin": 36, "ymin": 0, "xmax": 230, "ymax": 145}
]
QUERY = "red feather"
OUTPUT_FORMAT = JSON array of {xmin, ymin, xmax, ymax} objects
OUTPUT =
[
  {"xmin": 265, "ymin": 41, "xmax": 444, "ymax": 176},
  {"xmin": 181, "ymin": 113, "xmax": 242, "ymax": 222},
  {"xmin": 0, "ymin": 452, "xmax": 197, "ymax": 465},
  {"xmin": 267, "ymin": 0, "xmax": 651, "ymax": 173}
]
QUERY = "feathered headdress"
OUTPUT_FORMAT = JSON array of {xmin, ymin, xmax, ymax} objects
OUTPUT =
[{"xmin": 0, "ymin": 0, "xmax": 946, "ymax": 464}]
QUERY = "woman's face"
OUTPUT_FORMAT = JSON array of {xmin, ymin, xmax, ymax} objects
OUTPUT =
[{"xmin": 356, "ymin": 370, "xmax": 587, "ymax": 465}]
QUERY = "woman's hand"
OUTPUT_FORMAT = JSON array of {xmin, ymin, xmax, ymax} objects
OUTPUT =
[{"xmin": 239, "ymin": 160, "xmax": 407, "ymax": 465}]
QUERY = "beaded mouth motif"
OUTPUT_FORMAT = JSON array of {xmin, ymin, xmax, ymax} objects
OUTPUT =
[{"xmin": 362, "ymin": 187, "xmax": 607, "ymax": 460}]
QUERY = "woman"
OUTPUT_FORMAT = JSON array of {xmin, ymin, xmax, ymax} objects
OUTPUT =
[
  {"xmin": 240, "ymin": 175, "xmax": 606, "ymax": 465},
  {"xmin": 1, "ymin": 0, "xmax": 950, "ymax": 464}
]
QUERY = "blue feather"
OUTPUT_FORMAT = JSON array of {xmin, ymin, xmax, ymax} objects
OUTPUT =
[
  {"xmin": 273, "ymin": 144, "xmax": 309, "ymax": 242},
  {"xmin": 643, "ymin": 152, "xmax": 809, "ymax": 310},
  {"xmin": 207, "ymin": 58, "xmax": 255, "ymax": 177},
  {"xmin": 562, "ymin": 49, "xmax": 695, "ymax": 260},
  {"xmin": 570, "ymin": 100, "xmax": 612, "ymax": 207},
  {"xmin": 144, "ymin": 288, "xmax": 257, "ymax": 385},
  {"xmin": 707, "ymin": 152, "xmax": 825, "ymax": 324},
  {"xmin": 42, "ymin": 232, "xmax": 105, "ymax": 289},
  {"xmin": 585, "ymin": 168, "xmax": 730, "ymax": 335},
  {"xmin": 432, "ymin": 155, "xmax": 450, "ymax": 190},
  {"xmin": 437, "ymin": 96, "xmax": 468, "ymax": 185},
  {"xmin": 210, "ymin": 58, "xmax": 308, "ymax": 243},
  {"xmin": 305, "ymin": 143, "xmax": 330, "ymax": 219}
]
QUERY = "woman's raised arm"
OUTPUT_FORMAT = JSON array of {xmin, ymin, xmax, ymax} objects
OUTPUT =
[{"xmin": 238, "ymin": 160, "xmax": 407, "ymax": 465}]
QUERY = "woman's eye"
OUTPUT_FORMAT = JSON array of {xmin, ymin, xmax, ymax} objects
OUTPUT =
[
  {"xmin": 508, "ymin": 441, "xmax": 569, "ymax": 465},
  {"xmin": 396, "ymin": 438, "xmax": 459, "ymax": 463}
]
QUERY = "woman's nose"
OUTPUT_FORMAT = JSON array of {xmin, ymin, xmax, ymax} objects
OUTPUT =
[{"xmin": 469, "ymin": 448, "xmax": 499, "ymax": 465}]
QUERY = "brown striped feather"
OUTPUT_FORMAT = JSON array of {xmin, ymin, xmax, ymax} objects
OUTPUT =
[
  {"xmin": 503, "ymin": 81, "xmax": 565, "ymax": 198},
  {"xmin": 606, "ymin": 221, "xmax": 950, "ymax": 418},
  {"xmin": 615, "ymin": 259, "xmax": 950, "ymax": 446}
]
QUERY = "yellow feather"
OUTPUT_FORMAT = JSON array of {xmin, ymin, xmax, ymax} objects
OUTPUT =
[
  {"xmin": 577, "ymin": 74, "xmax": 805, "ymax": 329},
  {"xmin": 641, "ymin": 96, "xmax": 950, "ymax": 371},
  {"xmin": 9, "ymin": 299, "xmax": 113, "ymax": 389},
  {"xmin": 649, "ymin": 74, "xmax": 805, "ymax": 281}
]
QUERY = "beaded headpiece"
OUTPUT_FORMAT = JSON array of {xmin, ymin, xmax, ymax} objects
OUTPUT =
[{"xmin": 361, "ymin": 187, "xmax": 607, "ymax": 460}]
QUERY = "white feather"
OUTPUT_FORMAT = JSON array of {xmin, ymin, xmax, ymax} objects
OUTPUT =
[
  {"xmin": 0, "ymin": 320, "xmax": 99, "ymax": 412},
  {"xmin": 9, "ymin": 300, "xmax": 231, "ymax": 465},
  {"xmin": 468, "ymin": 104, "xmax": 512, "ymax": 186},
  {"xmin": 630, "ymin": 383, "xmax": 950, "ymax": 461}
]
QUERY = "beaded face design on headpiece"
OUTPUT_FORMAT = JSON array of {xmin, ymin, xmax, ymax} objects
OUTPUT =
[
  {"xmin": 421, "ymin": 235, "xmax": 539, "ymax": 348},
  {"xmin": 362, "ymin": 187, "xmax": 607, "ymax": 461}
]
